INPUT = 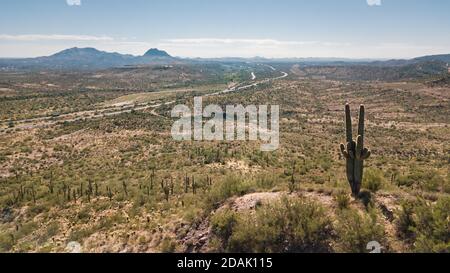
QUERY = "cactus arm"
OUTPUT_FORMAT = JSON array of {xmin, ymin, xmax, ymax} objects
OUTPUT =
[
  {"xmin": 340, "ymin": 143, "xmax": 349, "ymax": 158},
  {"xmin": 358, "ymin": 105, "xmax": 365, "ymax": 142},
  {"xmin": 355, "ymin": 135, "xmax": 363, "ymax": 160},
  {"xmin": 345, "ymin": 104, "xmax": 353, "ymax": 143}
]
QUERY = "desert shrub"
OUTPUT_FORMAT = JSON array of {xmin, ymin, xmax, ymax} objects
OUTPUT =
[
  {"xmin": 396, "ymin": 173, "xmax": 416, "ymax": 188},
  {"xmin": 45, "ymin": 222, "xmax": 60, "ymax": 239},
  {"xmin": 183, "ymin": 205, "xmax": 203, "ymax": 223},
  {"xmin": 255, "ymin": 173, "xmax": 276, "ymax": 190},
  {"xmin": 97, "ymin": 213, "xmax": 126, "ymax": 230},
  {"xmin": 396, "ymin": 200, "xmax": 416, "ymax": 240},
  {"xmin": 317, "ymin": 154, "xmax": 332, "ymax": 171},
  {"xmin": 363, "ymin": 168, "xmax": 385, "ymax": 193},
  {"xmin": 68, "ymin": 227, "xmax": 95, "ymax": 243},
  {"xmin": 249, "ymin": 150, "xmax": 275, "ymax": 167},
  {"xmin": 27, "ymin": 204, "xmax": 49, "ymax": 217},
  {"xmin": 206, "ymin": 175, "xmax": 254, "ymax": 210},
  {"xmin": 444, "ymin": 174, "xmax": 450, "ymax": 194},
  {"xmin": 210, "ymin": 209, "xmax": 238, "ymax": 246},
  {"xmin": 334, "ymin": 190, "xmax": 350, "ymax": 210},
  {"xmin": 37, "ymin": 221, "xmax": 60, "ymax": 244},
  {"xmin": 76, "ymin": 208, "xmax": 91, "ymax": 223},
  {"xmin": 0, "ymin": 232, "xmax": 15, "ymax": 252},
  {"xmin": 397, "ymin": 169, "xmax": 442, "ymax": 192},
  {"xmin": 336, "ymin": 208, "xmax": 385, "ymax": 253},
  {"xmin": 132, "ymin": 192, "xmax": 147, "ymax": 208},
  {"xmin": 412, "ymin": 197, "xmax": 450, "ymax": 253},
  {"xmin": 213, "ymin": 197, "xmax": 332, "ymax": 253},
  {"xmin": 419, "ymin": 172, "xmax": 443, "ymax": 192},
  {"xmin": 16, "ymin": 221, "xmax": 38, "ymax": 240},
  {"xmin": 160, "ymin": 236, "xmax": 177, "ymax": 253}
]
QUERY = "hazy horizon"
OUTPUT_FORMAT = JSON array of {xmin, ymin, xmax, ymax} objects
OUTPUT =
[{"xmin": 1, "ymin": 46, "xmax": 445, "ymax": 61}]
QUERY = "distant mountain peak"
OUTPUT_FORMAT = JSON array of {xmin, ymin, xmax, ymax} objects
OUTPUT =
[
  {"xmin": 144, "ymin": 48, "xmax": 171, "ymax": 58},
  {"xmin": 52, "ymin": 47, "xmax": 102, "ymax": 56}
]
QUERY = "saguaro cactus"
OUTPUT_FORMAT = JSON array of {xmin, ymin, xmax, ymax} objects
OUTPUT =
[
  {"xmin": 122, "ymin": 180, "xmax": 128, "ymax": 197},
  {"xmin": 107, "ymin": 186, "xmax": 113, "ymax": 201},
  {"xmin": 161, "ymin": 179, "xmax": 170, "ymax": 202},
  {"xmin": 184, "ymin": 174, "xmax": 190, "ymax": 194},
  {"xmin": 340, "ymin": 104, "xmax": 371, "ymax": 196},
  {"xmin": 192, "ymin": 176, "xmax": 197, "ymax": 194}
]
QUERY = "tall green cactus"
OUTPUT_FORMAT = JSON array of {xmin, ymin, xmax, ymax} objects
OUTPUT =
[{"xmin": 340, "ymin": 104, "xmax": 371, "ymax": 196}]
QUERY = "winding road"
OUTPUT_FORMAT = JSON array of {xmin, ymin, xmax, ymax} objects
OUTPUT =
[{"xmin": 2, "ymin": 65, "xmax": 288, "ymax": 131}]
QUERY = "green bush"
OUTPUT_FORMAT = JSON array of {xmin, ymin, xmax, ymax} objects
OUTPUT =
[
  {"xmin": 255, "ymin": 173, "xmax": 276, "ymax": 190},
  {"xmin": 412, "ymin": 197, "xmax": 450, "ymax": 253},
  {"xmin": 0, "ymin": 232, "xmax": 15, "ymax": 252},
  {"xmin": 76, "ymin": 208, "xmax": 91, "ymax": 223},
  {"xmin": 334, "ymin": 190, "xmax": 350, "ymax": 210},
  {"xmin": 444, "ymin": 174, "xmax": 450, "ymax": 194},
  {"xmin": 16, "ymin": 221, "xmax": 38, "ymax": 240},
  {"xmin": 160, "ymin": 236, "xmax": 177, "ymax": 253},
  {"xmin": 336, "ymin": 208, "xmax": 385, "ymax": 253},
  {"xmin": 68, "ymin": 227, "xmax": 95, "ymax": 243},
  {"xmin": 40, "ymin": 221, "xmax": 60, "ymax": 244},
  {"xmin": 396, "ymin": 196, "xmax": 449, "ymax": 252},
  {"xmin": 210, "ymin": 209, "xmax": 238, "ymax": 246},
  {"xmin": 97, "ymin": 213, "xmax": 126, "ymax": 230},
  {"xmin": 397, "ymin": 169, "xmax": 442, "ymax": 192},
  {"xmin": 213, "ymin": 197, "xmax": 332, "ymax": 253},
  {"xmin": 363, "ymin": 168, "xmax": 385, "ymax": 193},
  {"xmin": 396, "ymin": 200, "xmax": 416, "ymax": 240},
  {"xmin": 206, "ymin": 175, "xmax": 253, "ymax": 210}
]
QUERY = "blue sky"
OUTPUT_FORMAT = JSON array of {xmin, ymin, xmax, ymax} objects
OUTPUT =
[{"xmin": 1, "ymin": 0, "xmax": 450, "ymax": 58}]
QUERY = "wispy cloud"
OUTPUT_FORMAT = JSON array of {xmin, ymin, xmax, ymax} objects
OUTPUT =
[
  {"xmin": 1, "ymin": 35, "xmax": 447, "ymax": 60},
  {"xmin": 157, "ymin": 38, "xmax": 353, "ymax": 58},
  {"xmin": 66, "ymin": 0, "xmax": 81, "ymax": 6},
  {"xmin": 367, "ymin": 0, "xmax": 382, "ymax": 6},
  {"xmin": 0, "ymin": 34, "xmax": 113, "ymax": 41},
  {"xmin": 164, "ymin": 38, "xmax": 317, "ymax": 46}
]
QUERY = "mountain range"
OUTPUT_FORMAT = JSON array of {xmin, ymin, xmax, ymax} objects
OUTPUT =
[
  {"xmin": 0, "ymin": 47, "xmax": 449, "ymax": 71},
  {"xmin": 0, "ymin": 47, "xmax": 178, "ymax": 70}
]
